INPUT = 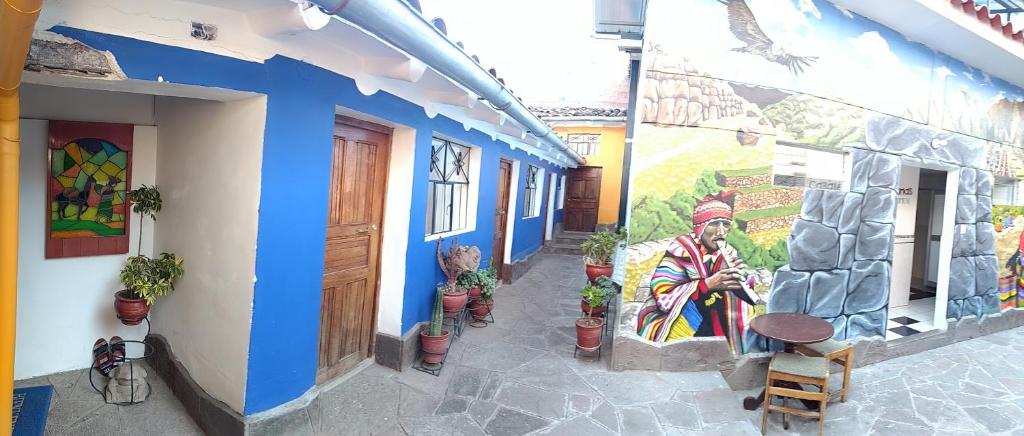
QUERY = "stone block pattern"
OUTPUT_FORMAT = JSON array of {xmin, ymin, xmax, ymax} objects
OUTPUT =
[
  {"xmin": 763, "ymin": 115, "xmax": 995, "ymax": 351},
  {"xmin": 641, "ymin": 59, "xmax": 745, "ymax": 126}
]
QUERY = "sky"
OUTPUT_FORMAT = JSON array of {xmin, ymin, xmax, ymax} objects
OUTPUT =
[{"xmin": 419, "ymin": 0, "xmax": 630, "ymax": 108}]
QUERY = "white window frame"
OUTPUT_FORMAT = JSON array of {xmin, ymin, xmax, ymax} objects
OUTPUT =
[
  {"xmin": 566, "ymin": 133, "xmax": 600, "ymax": 156},
  {"xmin": 425, "ymin": 137, "xmax": 481, "ymax": 241},
  {"xmin": 522, "ymin": 165, "xmax": 545, "ymax": 219}
]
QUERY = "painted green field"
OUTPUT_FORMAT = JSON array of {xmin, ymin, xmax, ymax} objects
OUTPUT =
[{"xmin": 51, "ymin": 220, "xmax": 123, "ymax": 236}]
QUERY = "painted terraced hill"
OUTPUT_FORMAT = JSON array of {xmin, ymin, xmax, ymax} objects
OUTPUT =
[{"xmin": 716, "ymin": 166, "xmax": 802, "ymax": 240}]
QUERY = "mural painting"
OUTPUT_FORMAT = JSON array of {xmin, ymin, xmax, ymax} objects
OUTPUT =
[
  {"xmin": 624, "ymin": 0, "xmax": 1024, "ymax": 354},
  {"xmin": 46, "ymin": 120, "xmax": 133, "ymax": 258}
]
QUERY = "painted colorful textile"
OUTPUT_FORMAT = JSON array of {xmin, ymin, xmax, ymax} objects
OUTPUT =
[
  {"xmin": 635, "ymin": 233, "xmax": 754, "ymax": 354},
  {"xmin": 999, "ymin": 276, "xmax": 1017, "ymax": 311}
]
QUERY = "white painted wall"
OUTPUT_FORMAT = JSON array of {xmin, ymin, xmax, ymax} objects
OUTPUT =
[
  {"xmin": 545, "ymin": 173, "xmax": 556, "ymax": 241},
  {"xmin": 377, "ymin": 126, "xmax": 416, "ymax": 337},
  {"xmin": 14, "ymin": 86, "xmax": 157, "ymax": 380},
  {"xmin": 151, "ymin": 96, "xmax": 266, "ymax": 413},
  {"xmin": 504, "ymin": 160, "xmax": 520, "ymax": 263}
]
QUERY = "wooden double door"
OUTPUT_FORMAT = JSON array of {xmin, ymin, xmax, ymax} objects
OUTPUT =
[
  {"xmin": 564, "ymin": 166, "xmax": 602, "ymax": 232},
  {"xmin": 317, "ymin": 117, "xmax": 390, "ymax": 383},
  {"xmin": 491, "ymin": 159, "xmax": 513, "ymax": 281}
]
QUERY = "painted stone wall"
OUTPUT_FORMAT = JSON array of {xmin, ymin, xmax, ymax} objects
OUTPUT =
[
  {"xmin": 621, "ymin": 0, "xmax": 1024, "ymax": 357},
  {"xmin": 762, "ymin": 116, "xmax": 996, "ymax": 349}
]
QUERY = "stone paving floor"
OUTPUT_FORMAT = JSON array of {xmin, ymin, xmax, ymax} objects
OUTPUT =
[
  {"xmin": 739, "ymin": 326, "xmax": 1024, "ymax": 436},
  {"xmin": 16, "ymin": 253, "xmax": 1024, "ymax": 435},
  {"xmin": 14, "ymin": 361, "xmax": 202, "ymax": 435}
]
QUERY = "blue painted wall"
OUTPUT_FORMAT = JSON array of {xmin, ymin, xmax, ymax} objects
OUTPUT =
[{"xmin": 52, "ymin": 27, "xmax": 565, "ymax": 415}]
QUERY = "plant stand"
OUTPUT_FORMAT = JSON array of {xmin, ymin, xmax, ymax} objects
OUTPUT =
[
  {"xmin": 413, "ymin": 344, "xmax": 450, "ymax": 377},
  {"xmin": 467, "ymin": 297, "xmax": 494, "ymax": 328},
  {"xmin": 89, "ymin": 316, "xmax": 154, "ymax": 405},
  {"xmin": 442, "ymin": 306, "xmax": 468, "ymax": 337},
  {"xmin": 573, "ymin": 342, "xmax": 601, "ymax": 359}
]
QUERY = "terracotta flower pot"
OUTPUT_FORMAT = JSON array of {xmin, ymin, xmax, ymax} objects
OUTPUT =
[
  {"xmin": 580, "ymin": 300, "xmax": 607, "ymax": 318},
  {"xmin": 468, "ymin": 285, "xmax": 483, "ymax": 300},
  {"xmin": 442, "ymin": 289, "xmax": 468, "ymax": 317},
  {"xmin": 469, "ymin": 298, "xmax": 493, "ymax": 320},
  {"xmin": 575, "ymin": 317, "xmax": 604, "ymax": 350},
  {"xmin": 115, "ymin": 290, "xmax": 150, "ymax": 325},
  {"xmin": 585, "ymin": 263, "xmax": 613, "ymax": 284},
  {"xmin": 419, "ymin": 330, "xmax": 451, "ymax": 364}
]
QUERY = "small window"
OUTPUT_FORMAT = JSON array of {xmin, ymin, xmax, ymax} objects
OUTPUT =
[
  {"xmin": 566, "ymin": 133, "xmax": 600, "ymax": 156},
  {"xmin": 523, "ymin": 165, "xmax": 544, "ymax": 218},
  {"xmin": 427, "ymin": 138, "xmax": 471, "ymax": 235}
]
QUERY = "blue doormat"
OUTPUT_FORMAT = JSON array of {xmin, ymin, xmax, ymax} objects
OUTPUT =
[{"xmin": 12, "ymin": 385, "xmax": 52, "ymax": 436}]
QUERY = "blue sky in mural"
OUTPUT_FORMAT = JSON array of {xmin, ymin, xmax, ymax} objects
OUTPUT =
[{"xmin": 645, "ymin": 0, "xmax": 1024, "ymax": 133}]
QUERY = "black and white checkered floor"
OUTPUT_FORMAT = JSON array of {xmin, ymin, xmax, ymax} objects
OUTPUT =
[{"xmin": 887, "ymin": 296, "xmax": 936, "ymax": 340}]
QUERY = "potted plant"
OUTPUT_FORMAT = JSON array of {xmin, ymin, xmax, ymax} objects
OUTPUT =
[
  {"xmin": 580, "ymin": 276, "xmax": 614, "ymax": 318},
  {"xmin": 580, "ymin": 229, "xmax": 625, "ymax": 284},
  {"xmin": 468, "ymin": 267, "xmax": 498, "ymax": 320},
  {"xmin": 576, "ymin": 283, "xmax": 606, "ymax": 350},
  {"xmin": 419, "ymin": 286, "xmax": 449, "ymax": 365},
  {"xmin": 437, "ymin": 238, "xmax": 480, "ymax": 317},
  {"xmin": 457, "ymin": 269, "xmax": 482, "ymax": 299},
  {"xmin": 114, "ymin": 185, "xmax": 185, "ymax": 325},
  {"xmin": 116, "ymin": 253, "xmax": 185, "ymax": 324}
]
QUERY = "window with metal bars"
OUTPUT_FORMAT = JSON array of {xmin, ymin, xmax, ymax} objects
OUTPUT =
[
  {"xmin": 566, "ymin": 133, "xmax": 600, "ymax": 156},
  {"xmin": 427, "ymin": 138, "xmax": 471, "ymax": 235},
  {"xmin": 523, "ymin": 165, "xmax": 540, "ymax": 218}
]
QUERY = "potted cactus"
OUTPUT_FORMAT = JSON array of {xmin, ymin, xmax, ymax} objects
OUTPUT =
[
  {"xmin": 575, "ymin": 283, "xmax": 607, "ymax": 350},
  {"xmin": 580, "ymin": 229, "xmax": 625, "ymax": 284},
  {"xmin": 437, "ymin": 238, "xmax": 480, "ymax": 317},
  {"xmin": 419, "ymin": 286, "xmax": 449, "ymax": 365}
]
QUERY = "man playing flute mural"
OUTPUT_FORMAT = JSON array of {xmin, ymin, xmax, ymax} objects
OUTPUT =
[{"xmin": 636, "ymin": 191, "xmax": 763, "ymax": 354}]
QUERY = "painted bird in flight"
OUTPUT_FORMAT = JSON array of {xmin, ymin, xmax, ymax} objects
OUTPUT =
[{"xmin": 720, "ymin": 0, "xmax": 817, "ymax": 75}]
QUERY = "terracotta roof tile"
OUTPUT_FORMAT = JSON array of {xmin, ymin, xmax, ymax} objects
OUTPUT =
[{"xmin": 952, "ymin": 0, "xmax": 1024, "ymax": 47}]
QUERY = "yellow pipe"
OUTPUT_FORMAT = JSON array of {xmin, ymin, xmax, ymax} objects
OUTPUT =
[{"xmin": 0, "ymin": 0, "xmax": 42, "ymax": 434}]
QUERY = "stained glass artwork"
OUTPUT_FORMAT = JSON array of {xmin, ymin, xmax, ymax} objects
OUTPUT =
[{"xmin": 49, "ymin": 137, "xmax": 129, "ymax": 238}]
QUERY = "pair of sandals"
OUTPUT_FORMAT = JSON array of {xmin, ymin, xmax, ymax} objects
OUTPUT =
[{"xmin": 92, "ymin": 337, "xmax": 126, "ymax": 377}]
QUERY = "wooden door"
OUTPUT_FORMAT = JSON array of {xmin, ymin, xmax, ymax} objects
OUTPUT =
[
  {"xmin": 492, "ymin": 159, "xmax": 513, "ymax": 280},
  {"xmin": 317, "ymin": 118, "xmax": 390, "ymax": 384},
  {"xmin": 564, "ymin": 166, "xmax": 602, "ymax": 232}
]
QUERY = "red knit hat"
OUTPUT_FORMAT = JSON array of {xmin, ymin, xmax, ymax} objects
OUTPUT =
[{"xmin": 693, "ymin": 191, "xmax": 736, "ymax": 238}]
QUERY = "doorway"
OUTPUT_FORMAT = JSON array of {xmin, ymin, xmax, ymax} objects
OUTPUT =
[
  {"xmin": 564, "ymin": 166, "xmax": 602, "ymax": 232},
  {"xmin": 317, "ymin": 116, "xmax": 391, "ymax": 383},
  {"xmin": 492, "ymin": 159, "xmax": 513, "ymax": 281},
  {"xmin": 887, "ymin": 166, "xmax": 951, "ymax": 340}
]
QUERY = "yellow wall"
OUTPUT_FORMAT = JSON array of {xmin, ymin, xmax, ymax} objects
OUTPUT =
[{"xmin": 555, "ymin": 125, "xmax": 625, "ymax": 225}]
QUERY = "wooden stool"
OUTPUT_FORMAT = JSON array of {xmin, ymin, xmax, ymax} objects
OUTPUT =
[
  {"xmin": 796, "ymin": 339, "xmax": 853, "ymax": 402},
  {"xmin": 761, "ymin": 353, "xmax": 829, "ymax": 436}
]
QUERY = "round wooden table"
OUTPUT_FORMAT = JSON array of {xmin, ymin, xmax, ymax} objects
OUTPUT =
[{"xmin": 742, "ymin": 312, "xmax": 834, "ymax": 411}]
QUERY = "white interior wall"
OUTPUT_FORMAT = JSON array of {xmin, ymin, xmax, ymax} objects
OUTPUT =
[
  {"xmin": 889, "ymin": 166, "xmax": 920, "ymax": 308},
  {"xmin": 14, "ymin": 85, "xmax": 157, "ymax": 380},
  {"xmin": 151, "ymin": 96, "xmax": 266, "ymax": 413}
]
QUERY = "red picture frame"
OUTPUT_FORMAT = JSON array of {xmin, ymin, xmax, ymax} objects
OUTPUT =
[{"xmin": 46, "ymin": 120, "xmax": 134, "ymax": 258}]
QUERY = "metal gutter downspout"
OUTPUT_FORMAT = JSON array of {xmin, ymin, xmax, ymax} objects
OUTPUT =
[
  {"xmin": 310, "ymin": 0, "xmax": 586, "ymax": 167},
  {"xmin": 0, "ymin": 1, "xmax": 41, "ymax": 433}
]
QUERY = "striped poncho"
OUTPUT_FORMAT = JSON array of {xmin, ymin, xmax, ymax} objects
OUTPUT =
[{"xmin": 635, "ymin": 234, "xmax": 752, "ymax": 355}]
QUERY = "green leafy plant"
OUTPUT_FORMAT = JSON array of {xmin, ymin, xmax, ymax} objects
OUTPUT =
[
  {"xmin": 478, "ymin": 267, "xmax": 498, "ymax": 299},
  {"xmin": 129, "ymin": 185, "xmax": 162, "ymax": 254},
  {"xmin": 457, "ymin": 266, "xmax": 499, "ymax": 299},
  {"xmin": 429, "ymin": 284, "xmax": 444, "ymax": 336},
  {"xmin": 580, "ymin": 229, "xmax": 626, "ymax": 265},
  {"xmin": 581, "ymin": 282, "xmax": 612, "ymax": 319},
  {"xmin": 120, "ymin": 252, "xmax": 185, "ymax": 305}
]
